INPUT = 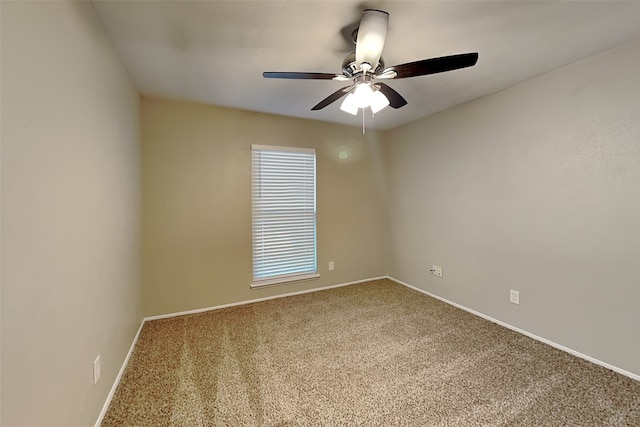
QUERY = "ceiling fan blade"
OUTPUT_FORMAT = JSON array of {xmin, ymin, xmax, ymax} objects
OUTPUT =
[
  {"xmin": 263, "ymin": 72, "xmax": 339, "ymax": 80},
  {"xmin": 388, "ymin": 53, "xmax": 479, "ymax": 79},
  {"xmin": 376, "ymin": 83, "xmax": 407, "ymax": 109},
  {"xmin": 355, "ymin": 9, "xmax": 389, "ymax": 71},
  {"xmin": 311, "ymin": 86, "xmax": 352, "ymax": 110}
]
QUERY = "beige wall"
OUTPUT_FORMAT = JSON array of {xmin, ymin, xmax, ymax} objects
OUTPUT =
[
  {"xmin": 141, "ymin": 98, "xmax": 389, "ymax": 316},
  {"xmin": 3, "ymin": 3, "xmax": 638, "ymax": 424},
  {"xmin": 386, "ymin": 40, "xmax": 640, "ymax": 376},
  {"xmin": 1, "ymin": 2, "xmax": 141, "ymax": 426}
]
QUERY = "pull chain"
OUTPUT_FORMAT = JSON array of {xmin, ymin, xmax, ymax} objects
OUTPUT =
[{"xmin": 362, "ymin": 107, "xmax": 366, "ymax": 135}]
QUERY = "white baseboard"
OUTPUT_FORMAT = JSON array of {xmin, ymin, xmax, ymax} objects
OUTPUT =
[
  {"xmin": 94, "ymin": 321, "xmax": 144, "ymax": 427},
  {"xmin": 388, "ymin": 276, "xmax": 640, "ymax": 382},
  {"xmin": 144, "ymin": 276, "xmax": 387, "ymax": 322}
]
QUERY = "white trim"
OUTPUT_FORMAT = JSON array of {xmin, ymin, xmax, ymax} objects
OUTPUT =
[
  {"xmin": 251, "ymin": 144, "xmax": 315, "ymax": 154},
  {"xmin": 94, "ymin": 321, "xmax": 145, "ymax": 427},
  {"xmin": 144, "ymin": 276, "xmax": 386, "ymax": 322},
  {"xmin": 387, "ymin": 276, "xmax": 640, "ymax": 382},
  {"xmin": 251, "ymin": 272, "xmax": 320, "ymax": 289}
]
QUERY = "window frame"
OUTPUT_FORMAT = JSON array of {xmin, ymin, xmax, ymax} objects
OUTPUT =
[{"xmin": 250, "ymin": 144, "xmax": 319, "ymax": 288}]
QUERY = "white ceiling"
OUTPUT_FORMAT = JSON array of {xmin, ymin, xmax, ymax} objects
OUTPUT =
[{"xmin": 90, "ymin": 1, "xmax": 640, "ymax": 131}]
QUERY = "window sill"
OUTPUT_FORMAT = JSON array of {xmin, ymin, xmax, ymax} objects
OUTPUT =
[{"xmin": 251, "ymin": 273, "xmax": 320, "ymax": 289}]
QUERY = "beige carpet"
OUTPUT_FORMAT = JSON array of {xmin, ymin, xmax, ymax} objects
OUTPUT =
[{"xmin": 102, "ymin": 279, "xmax": 640, "ymax": 426}]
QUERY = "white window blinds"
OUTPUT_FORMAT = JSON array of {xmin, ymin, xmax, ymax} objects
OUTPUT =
[{"xmin": 251, "ymin": 145, "xmax": 317, "ymax": 287}]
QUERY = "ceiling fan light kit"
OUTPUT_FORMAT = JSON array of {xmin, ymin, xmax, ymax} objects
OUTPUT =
[
  {"xmin": 263, "ymin": 8, "xmax": 479, "ymax": 126},
  {"xmin": 339, "ymin": 82, "xmax": 390, "ymax": 116}
]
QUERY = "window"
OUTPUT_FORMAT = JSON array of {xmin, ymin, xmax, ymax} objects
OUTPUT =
[{"xmin": 251, "ymin": 145, "xmax": 318, "ymax": 287}]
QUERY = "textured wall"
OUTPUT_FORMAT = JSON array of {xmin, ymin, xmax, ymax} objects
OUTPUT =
[
  {"xmin": 1, "ymin": 2, "xmax": 141, "ymax": 426},
  {"xmin": 141, "ymin": 98, "xmax": 389, "ymax": 317},
  {"xmin": 386, "ymin": 40, "xmax": 640, "ymax": 376}
]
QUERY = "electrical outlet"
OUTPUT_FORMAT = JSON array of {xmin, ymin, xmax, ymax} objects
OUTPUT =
[
  {"xmin": 431, "ymin": 265, "xmax": 443, "ymax": 278},
  {"xmin": 328, "ymin": 261, "xmax": 334, "ymax": 271},
  {"xmin": 510, "ymin": 290, "xmax": 520, "ymax": 305},
  {"xmin": 93, "ymin": 355, "xmax": 101, "ymax": 385}
]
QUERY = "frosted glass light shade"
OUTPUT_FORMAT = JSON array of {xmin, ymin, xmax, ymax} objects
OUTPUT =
[
  {"xmin": 353, "ymin": 83, "xmax": 374, "ymax": 108},
  {"xmin": 340, "ymin": 93, "xmax": 359, "ymax": 115},
  {"xmin": 370, "ymin": 90, "xmax": 389, "ymax": 113}
]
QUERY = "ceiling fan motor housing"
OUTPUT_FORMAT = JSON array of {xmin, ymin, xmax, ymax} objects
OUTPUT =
[{"xmin": 342, "ymin": 53, "xmax": 385, "ymax": 78}]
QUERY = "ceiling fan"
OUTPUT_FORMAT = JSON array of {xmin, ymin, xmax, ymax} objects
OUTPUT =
[{"xmin": 263, "ymin": 9, "xmax": 479, "ymax": 116}]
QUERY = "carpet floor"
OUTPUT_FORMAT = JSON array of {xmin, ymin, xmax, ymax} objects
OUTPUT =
[{"xmin": 102, "ymin": 278, "xmax": 640, "ymax": 426}]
